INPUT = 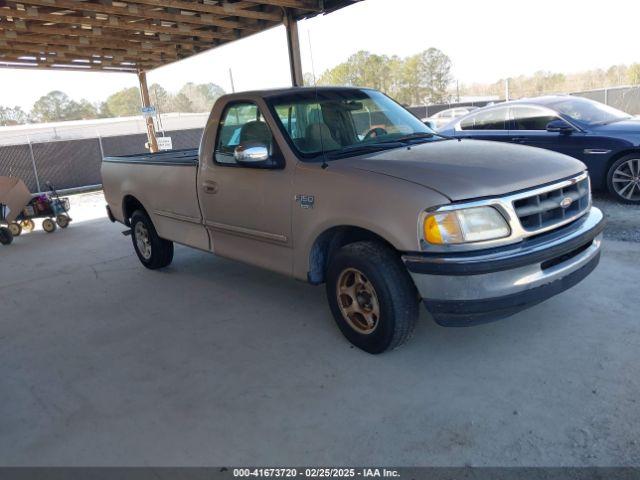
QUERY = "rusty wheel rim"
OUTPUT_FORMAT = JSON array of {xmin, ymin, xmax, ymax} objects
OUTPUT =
[{"xmin": 336, "ymin": 268, "xmax": 380, "ymax": 335}]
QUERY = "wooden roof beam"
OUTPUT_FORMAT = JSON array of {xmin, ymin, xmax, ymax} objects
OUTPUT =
[
  {"xmin": 0, "ymin": 19, "xmax": 211, "ymax": 51},
  {"xmin": 0, "ymin": 32, "xmax": 180, "ymax": 59},
  {"xmin": 11, "ymin": 0, "xmax": 263, "ymax": 32},
  {"xmin": 0, "ymin": 48, "xmax": 147, "ymax": 67},
  {"xmin": 241, "ymin": 0, "xmax": 320, "ymax": 11},
  {"xmin": 0, "ymin": 60, "xmax": 140, "ymax": 71},
  {"xmin": 130, "ymin": 0, "xmax": 283, "ymax": 22},
  {"xmin": 0, "ymin": 5, "xmax": 236, "ymax": 41},
  {"xmin": 0, "ymin": 51, "xmax": 152, "ymax": 69},
  {"xmin": 3, "ymin": 40, "xmax": 169, "ymax": 62}
]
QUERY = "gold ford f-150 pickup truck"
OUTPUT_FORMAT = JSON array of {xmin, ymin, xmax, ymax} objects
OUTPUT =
[{"xmin": 102, "ymin": 87, "xmax": 605, "ymax": 353}]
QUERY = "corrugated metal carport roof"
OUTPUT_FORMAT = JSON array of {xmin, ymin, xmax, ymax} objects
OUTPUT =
[{"xmin": 0, "ymin": 0, "xmax": 359, "ymax": 72}]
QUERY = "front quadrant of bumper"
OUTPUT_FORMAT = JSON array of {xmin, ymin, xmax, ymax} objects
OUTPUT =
[
  {"xmin": 423, "ymin": 250, "xmax": 600, "ymax": 326},
  {"xmin": 403, "ymin": 208, "xmax": 605, "ymax": 326}
]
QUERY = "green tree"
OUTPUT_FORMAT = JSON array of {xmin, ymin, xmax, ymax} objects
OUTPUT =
[
  {"xmin": 31, "ymin": 91, "xmax": 70, "ymax": 122},
  {"xmin": 150, "ymin": 83, "xmax": 173, "ymax": 114},
  {"xmin": 178, "ymin": 82, "xmax": 225, "ymax": 112},
  {"xmin": 628, "ymin": 63, "xmax": 640, "ymax": 85},
  {"xmin": 317, "ymin": 48, "xmax": 452, "ymax": 105},
  {"xmin": 103, "ymin": 87, "xmax": 141, "ymax": 117},
  {"xmin": 66, "ymin": 99, "xmax": 99, "ymax": 120},
  {"xmin": 172, "ymin": 92, "xmax": 193, "ymax": 113},
  {"xmin": 420, "ymin": 48, "xmax": 453, "ymax": 103},
  {"xmin": 318, "ymin": 50, "xmax": 402, "ymax": 95},
  {"xmin": 0, "ymin": 105, "xmax": 28, "ymax": 126},
  {"xmin": 303, "ymin": 72, "xmax": 316, "ymax": 86},
  {"xmin": 30, "ymin": 91, "xmax": 98, "ymax": 122}
]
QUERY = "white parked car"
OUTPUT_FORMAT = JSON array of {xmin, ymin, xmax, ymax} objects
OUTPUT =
[{"xmin": 422, "ymin": 106, "xmax": 478, "ymax": 130}]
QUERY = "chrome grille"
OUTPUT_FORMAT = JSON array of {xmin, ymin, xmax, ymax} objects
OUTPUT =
[{"xmin": 513, "ymin": 176, "xmax": 590, "ymax": 232}]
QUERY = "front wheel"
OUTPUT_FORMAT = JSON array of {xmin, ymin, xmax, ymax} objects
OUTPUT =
[
  {"xmin": 42, "ymin": 218, "xmax": 57, "ymax": 233},
  {"xmin": 130, "ymin": 210, "xmax": 173, "ymax": 269},
  {"xmin": 326, "ymin": 241, "xmax": 419, "ymax": 354},
  {"xmin": 0, "ymin": 227, "xmax": 13, "ymax": 245},
  {"xmin": 607, "ymin": 155, "xmax": 640, "ymax": 204},
  {"xmin": 8, "ymin": 222, "xmax": 21, "ymax": 236}
]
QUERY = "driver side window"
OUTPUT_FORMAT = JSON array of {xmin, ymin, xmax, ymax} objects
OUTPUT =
[
  {"xmin": 214, "ymin": 102, "xmax": 278, "ymax": 166},
  {"xmin": 511, "ymin": 106, "xmax": 561, "ymax": 130},
  {"xmin": 459, "ymin": 107, "xmax": 508, "ymax": 130}
]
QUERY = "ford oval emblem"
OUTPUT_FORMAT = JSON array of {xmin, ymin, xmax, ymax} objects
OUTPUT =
[{"xmin": 560, "ymin": 197, "xmax": 573, "ymax": 209}]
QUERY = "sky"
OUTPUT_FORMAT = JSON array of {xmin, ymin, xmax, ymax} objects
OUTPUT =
[{"xmin": 2, "ymin": 0, "xmax": 640, "ymax": 111}]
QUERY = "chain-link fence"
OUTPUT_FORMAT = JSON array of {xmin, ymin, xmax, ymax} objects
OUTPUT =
[
  {"xmin": 571, "ymin": 85, "xmax": 640, "ymax": 114},
  {"xmin": 4, "ymin": 86, "xmax": 639, "ymax": 194},
  {"xmin": 408, "ymin": 86, "xmax": 640, "ymax": 120},
  {"xmin": 0, "ymin": 128, "xmax": 203, "ymax": 193}
]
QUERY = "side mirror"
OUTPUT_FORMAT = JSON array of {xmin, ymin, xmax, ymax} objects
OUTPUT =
[
  {"xmin": 423, "ymin": 120, "xmax": 435, "ymax": 129},
  {"xmin": 546, "ymin": 119, "xmax": 574, "ymax": 134},
  {"xmin": 233, "ymin": 142, "xmax": 271, "ymax": 167}
]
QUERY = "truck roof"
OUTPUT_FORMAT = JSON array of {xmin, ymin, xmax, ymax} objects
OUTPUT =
[{"xmin": 221, "ymin": 86, "xmax": 373, "ymax": 100}]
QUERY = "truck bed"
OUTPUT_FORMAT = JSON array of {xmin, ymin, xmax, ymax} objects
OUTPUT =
[
  {"xmin": 101, "ymin": 147, "xmax": 209, "ymax": 251},
  {"xmin": 102, "ymin": 148, "xmax": 199, "ymax": 166}
]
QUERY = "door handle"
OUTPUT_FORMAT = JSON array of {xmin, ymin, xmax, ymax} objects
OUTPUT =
[
  {"xmin": 510, "ymin": 137, "xmax": 526, "ymax": 143},
  {"xmin": 202, "ymin": 181, "xmax": 218, "ymax": 194}
]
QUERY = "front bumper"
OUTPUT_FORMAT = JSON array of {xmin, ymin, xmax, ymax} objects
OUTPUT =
[{"xmin": 402, "ymin": 207, "xmax": 605, "ymax": 326}]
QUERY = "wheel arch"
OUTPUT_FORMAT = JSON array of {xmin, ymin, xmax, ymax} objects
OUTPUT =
[
  {"xmin": 604, "ymin": 149, "xmax": 640, "ymax": 188},
  {"xmin": 307, "ymin": 225, "xmax": 399, "ymax": 285},
  {"xmin": 121, "ymin": 195, "xmax": 147, "ymax": 226}
]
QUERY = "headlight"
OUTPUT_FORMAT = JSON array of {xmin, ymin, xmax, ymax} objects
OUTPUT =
[{"xmin": 423, "ymin": 206, "xmax": 510, "ymax": 245}]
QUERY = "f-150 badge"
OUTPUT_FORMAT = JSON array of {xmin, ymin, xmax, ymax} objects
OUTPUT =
[{"xmin": 295, "ymin": 194, "xmax": 315, "ymax": 209}]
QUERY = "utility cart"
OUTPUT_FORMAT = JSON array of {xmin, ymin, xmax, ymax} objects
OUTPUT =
[{"xmin": 0, "ymin": 177, "xmax": 72, "ymax": 244}]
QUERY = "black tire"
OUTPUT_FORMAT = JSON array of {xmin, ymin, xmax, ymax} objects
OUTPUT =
[
  {"xmin": 130, "ymin": 209, "xmax": 173, "ymax": 269},
  {"xmin": 0, "ymin": 227, "xmax": 13, "ymax": 245},
  {"xmin": 56, "ymin": 214, "xmax": 71, "ymax": 228},
  {"xmin": 8, "ymin": 222, "xmax": 21, "ymax": 236},
  {"xmin": 326, "ymin": 241, "xmax": 419, "ymax": 354},
  {"xmin": 607, "ymin": 154, "xmax": 640, "ymax": 204},
  {"xmin": 42, "ymin": 218, "xmax": 57, "ymax": 233}
]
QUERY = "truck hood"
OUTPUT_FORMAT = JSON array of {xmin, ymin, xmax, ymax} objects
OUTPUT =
[{"xmin": 338, "ymin": 139, "xmax": 585, "ymax": 201}]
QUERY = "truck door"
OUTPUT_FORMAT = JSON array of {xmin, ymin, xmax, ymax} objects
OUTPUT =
[{"xmin": 198, "ymin": 100, "xmax": 294, "ymax": 276}]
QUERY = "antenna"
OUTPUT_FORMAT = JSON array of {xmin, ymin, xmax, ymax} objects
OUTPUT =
[
  {"xmin": 308, "ymin": 30, "xmax": 317, "ymax": 86},
  {"xmin": 229, "ymin": 68, "xmax": 236, "ymax": 93}
]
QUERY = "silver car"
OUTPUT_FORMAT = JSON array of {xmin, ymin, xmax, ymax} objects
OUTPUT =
[{"xmin": 423, "ymin": 106, "xmax": 478, "ymax": 130}]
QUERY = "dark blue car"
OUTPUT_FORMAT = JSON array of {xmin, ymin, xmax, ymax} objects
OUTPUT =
[{"xmin": 438, "ymin": 96, "xmax": 640, "ymax": 203}]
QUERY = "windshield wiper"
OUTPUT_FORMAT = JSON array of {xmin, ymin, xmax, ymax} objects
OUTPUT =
[
  {"xmin": 325, "ymin": 142, "xmax": 404, "ymax": 159},
  {"xmin": 395, "ymin": 132, "xmax": 435, "ymax": 141},
  {"xmin": 382, "ymin": 131, "xmax": 453, "ymax": 144}
]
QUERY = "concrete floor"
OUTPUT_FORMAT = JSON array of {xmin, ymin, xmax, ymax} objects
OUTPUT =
[{"xmin": 1, "ymin": 211, "xmax": 639, "ymax": 466}]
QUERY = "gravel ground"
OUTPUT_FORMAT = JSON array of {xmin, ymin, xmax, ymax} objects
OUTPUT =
[{"xmin": 593, "ymin": 193, "xmax": 640, "ymax": 243}]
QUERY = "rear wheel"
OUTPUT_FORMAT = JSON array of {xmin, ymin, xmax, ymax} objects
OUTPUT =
[
  {"xmin": 20, "ymin": 219, "xmax": 35, "ymax": 232},
  {"xmin": 56, "ymin": 214, "xmax": 70, "ymax": 228},
  {"xmin": 0, "ymin": 227, "xmax": 13, "ymax": 245},
  {"xmin": 326, "ymin": 241, "xmax": 419, "ymax": 354},
  {"xmin": 607, "ymin": 155, "xmax": 640, "ymax": 204},
  {"xmin": 42, "ymin": 218, "xmax": 57, "ymax": 233},
  {"xmin": 130, "ymin": 210, "xmax": 173, "ymax": 269},
  {"xmin": 8, "ymin": 222, "xmax": 21, "ymax": 236}
]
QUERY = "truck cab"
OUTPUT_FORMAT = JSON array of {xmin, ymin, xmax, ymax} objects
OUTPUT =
[{"xmin": 102, "ymin": 87, "xmax": 605, "ymax": 354}]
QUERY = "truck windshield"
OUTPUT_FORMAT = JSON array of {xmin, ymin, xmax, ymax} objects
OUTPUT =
[{"xmin": 268, "ymin": 89, "xmax": 437, "ymax": 160}]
